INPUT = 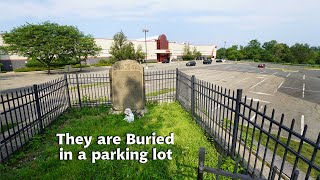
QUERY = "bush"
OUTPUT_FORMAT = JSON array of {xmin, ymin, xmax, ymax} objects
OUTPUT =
[
  {"xmin": 307, "ymin": 60, "xmax": 316, "ymax": 65},
  {"xmin": 182, "ymin": 54, "xmax": 194, "ymax": 61},
  {"xmin": 14, "ymin": 66, "xmax": 64, "ymax": 72},
  {"xmin": 25, "ymin": 59, "xmax": 46, "ymax": 67},
  {"xmin": 93, "ymin": 59, "xmax": 114, "ymax": 66},
  {"xmin": 71, "ymin": 64, "xmax": 90, "ymax": 68},
  {"xmin": 14, "ymin": 67, "xmax": 47, "ymax": 72},
  {"xmin": 26, "ymin": 59, "xmax": 78, "ymax": 68}
]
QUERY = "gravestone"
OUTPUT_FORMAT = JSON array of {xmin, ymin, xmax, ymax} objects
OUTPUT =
[{"xmin": 110, "ymin": 60, "xmax": 145, "ymax": 111}]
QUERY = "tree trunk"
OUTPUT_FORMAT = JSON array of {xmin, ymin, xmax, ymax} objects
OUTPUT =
[{"xmin": 47, "ymin": 65, "xmax": 51, "ymax": 75}]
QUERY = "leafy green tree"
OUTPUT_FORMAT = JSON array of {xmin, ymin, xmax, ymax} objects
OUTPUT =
[
  {"xmin": 226, "ymin": 45, "xmax": 241, "ymax": 60},
  {"xmin": 2, "ymin": 22, "xmax": 86, "ymax": 74},
  {"xmin": 290, "ymin": 43, "xmax": 316, "ymax": 64},
  {"xmin": 245, "ymin": 39, "xmax": 262, "ymax": 61},
  {"xmin": 72, "ymin": 34, "xmax": 102, "ymax": 71},
  {"xmin": 217, "ymin": 48, "xmax": 227, "ymax": 59},
  {"xmin": 109, "ymin": 31, "xmax": 141, "ymax": 61},
  {"xmin": 182, "ymin": 44, "xmax": 194, "ymax": 60},
  {"xmin": 261, "ymin": 40, "xmax": 278, "ymax": 62},
  {"xmin": 192, "ymin": 47, "xmax": 202, "ymax": 59},
  {"xmin": 135, "ymin": 45, "xmax": 145, "ymax": 62}
]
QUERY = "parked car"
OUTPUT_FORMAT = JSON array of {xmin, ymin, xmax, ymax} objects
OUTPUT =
[
  {"xmin": 186, "ymin": 60, "xmax": 196, "ymax": 66},
  {"xmin": 203, "ymin": 59, "xmax": 212, "ymax": 64},
  {"xmin": 258, "ymin": 64, "xmax": 266, "ymax": 68},
  {"xmin": 216, "ymin": 59, "xmax": 226, "ymax": 63},
  {"xmin": 162, "ymin": 59, "xmax": 170, "ymax": 63}
]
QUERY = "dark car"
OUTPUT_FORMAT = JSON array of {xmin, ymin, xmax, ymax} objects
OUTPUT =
[
  {"xmin": 216, "ymin": 59, "xmax": 226, "ymax": 63},
  {"xmin": 203, "ymin": 59, "xmax": 212, "ymax": 64},
  {"xmin": 162, "ymin": 59, "xmax": 170, "ymax": 63},
  {"xmin": 186, "ymin": 60, "xmax": 196, "ymax": 66},
  {"xmin": 258, "ymin": 64, "xmax": 266, "ymax": 68}
]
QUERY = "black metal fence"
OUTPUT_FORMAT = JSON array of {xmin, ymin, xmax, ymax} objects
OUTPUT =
[
  {"xmin": 176, "ymin": 70, "xmax": 320, "ymax": 179},
  {"xmin": 0, "ymin": 76, "xmax": 70, "ymax": 162},
  {"xmin": 144, "ymin": 70, "xmax": 176, "ymax": 103},
  {"xmin": 0, "ymin": 71, "xmax": 176, "ymax": 162},
  {"xmin": 1, "ymin": 69, "xmax": 319, "ymax": 180}
]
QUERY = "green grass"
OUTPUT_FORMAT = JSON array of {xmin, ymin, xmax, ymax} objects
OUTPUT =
[
  {"xmin": 146, "ymin": 88, "xmax": 176, "ymax": 97},
  {"xmin": 14, "ymin": 66, "xmax": 64, "ymax": 72},
  {"xmin": 69, "ymin": 82, "xmax": 108, "ymax": 91},
  {"xmin": 0, "ymin": 102, "xmax": 243, "ymax": 179},
  {"xmin": 241, "ymin": 125, "xmax": 320, "ymax": 178},
  {"xmin": 0, "ymin": 123, "xmax": 18, "ymax": 133}
]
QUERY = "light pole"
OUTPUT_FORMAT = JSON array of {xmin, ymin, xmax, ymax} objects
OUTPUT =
[
  {"xmin": 142, "ymin": 28, "xmax": 149, "ymax": 69},
  {"xmin": 223, "ymin": 41, "xmax": 226, "ymax": 59}
]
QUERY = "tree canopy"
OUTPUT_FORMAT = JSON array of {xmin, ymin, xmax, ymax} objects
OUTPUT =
[
  {"xmin": 182, "ymin": 44, "xmax": 202, "ymax": 60},
  {"xmin": 2, "ymin": 22, "xmax": 101, "ymax": 74},
  {"xmin": 109, "ymin": 31, "xmax": 145, "ymax": 62},
  {"xmin": 217, "ymin": 39, "xmax": 320, "ymax": 65}
]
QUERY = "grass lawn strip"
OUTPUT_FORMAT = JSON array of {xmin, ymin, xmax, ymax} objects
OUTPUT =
[{"xmin": 0, "ymin": 102, "xmax": 243, "ymax": 179}]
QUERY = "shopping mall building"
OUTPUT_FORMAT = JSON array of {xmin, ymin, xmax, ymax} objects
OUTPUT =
[{"xmin": 0, "ymin": 34, "xmax": 217, "ymax": 71}]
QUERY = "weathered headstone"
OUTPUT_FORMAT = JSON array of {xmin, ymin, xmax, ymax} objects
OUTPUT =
[{"xmin": 110, "ymin": 60, "xmax": 145, "ymax": 111}]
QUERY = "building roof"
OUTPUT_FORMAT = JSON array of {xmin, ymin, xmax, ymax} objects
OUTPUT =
[{"xmin": 135, "ymin": 35, "xmax": 159, "ymax": 41}]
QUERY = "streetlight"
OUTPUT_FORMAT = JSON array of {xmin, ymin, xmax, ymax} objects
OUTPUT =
[
  {"xmin": 223, "ymin": 41, "xmax": 226, "ymax": 59},
  {"xmin": 142, "ymin": 28, "xmax": 149, "ymax": 69}
]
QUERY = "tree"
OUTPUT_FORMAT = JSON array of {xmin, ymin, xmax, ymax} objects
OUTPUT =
[
  {"xmin": 1, "ymin": 22, "xmax": 86, "ymax": 74},
  {"xmin": 290, "ymin": 43, "xmax": 316, "ymax": 64},
  {"xmin": 109, "ymin": 31, "xmax": 139, "ymax": 61},
  {"xmin": 261, "ymin": 40, "xmax": 278, "ymax": 62},
  {"xmin": 226, "ymin": 45, "xmax": 240, "ymax": 60},
  {"xmin": 192, "ymin": 47, "xmax": 202, "ymax": 59},
  {"xmin": 135, "ymin": 45, "xmax": 145, "ymax": 62},
  {"xmin": 216, "ymin": 48, "xmax": 227, "ymax": 59},
  {"xmin": 72, "ymin": 34, "xmax": 102, "ymax": 71},
  {"xmin": 246, "ymin": 39, "xmax": 262, "ymax": 61},
  {"xmin": 182, "ymin": 44, "xmax": 194, "ymax": 60}
]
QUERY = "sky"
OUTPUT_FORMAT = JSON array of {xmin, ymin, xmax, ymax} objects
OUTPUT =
[{"xmin": 0, "ymin": 0, "xmax": 319, "ymax": 48}]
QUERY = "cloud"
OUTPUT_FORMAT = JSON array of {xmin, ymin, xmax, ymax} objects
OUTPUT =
[{"xmin": 0, "ymin": 0, "xmax": 318, "ymax": 24}]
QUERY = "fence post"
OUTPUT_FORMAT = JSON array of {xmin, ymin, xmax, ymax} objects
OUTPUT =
[
  {"xmin": 231, "ymin": 89, "xmax": 242, "ymax": 158},
  {"xmin": 191, "ymin": 75, "xmax": 196, "ymax": 117},
  {"xmin": 64, "ymin": 74, "xmax": 71, "ymax": 108},
  {"xmin": 33, "ymin": 84, "xmax": 44, "ymax": 133},
  {"xmin": 75, "ymin": 73, "xmax": 82, "ymax": 109},
  {"xmin": 175, "ymin": 68, "xmax": 179, "ymax": 101},
  {"xmin": 197, "ymin": 148, "xmax": 205, "ymax": 180}
]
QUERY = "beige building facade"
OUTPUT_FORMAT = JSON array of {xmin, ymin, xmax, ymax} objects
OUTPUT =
[{"xmin": 0, "ymin": 34, "xmax": 217, "ymax": 71}]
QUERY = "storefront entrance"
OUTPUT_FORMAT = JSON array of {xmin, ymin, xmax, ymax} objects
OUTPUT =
[{"xmin": 156, "ymin": 34, "xmax": 170, "ymax": 62}]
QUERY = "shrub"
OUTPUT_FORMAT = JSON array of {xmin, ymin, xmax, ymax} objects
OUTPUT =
[
  {"xmin": 14, "ymin": 67, "xmax": 47, "ymax": 72},
  {"xmin": 71, "ymin": 64, "xmax": 90, "ymax": 68},
  {"xmin": 93, "ymin": 59, "xmax": 114, "ymax": 66}
]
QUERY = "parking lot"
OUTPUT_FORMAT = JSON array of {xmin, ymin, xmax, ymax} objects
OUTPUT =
[
  {"xmin": 181, "ymin": 61, "xmax": 320, "ymax": 141},
  {"xmin": 0, "ymin": 61, "xmax": 319, "ymax": 140}
]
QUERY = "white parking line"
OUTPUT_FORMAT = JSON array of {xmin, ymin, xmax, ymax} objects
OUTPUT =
[
  {"xmin": 303, "ymin": 74, "xmax": 305, "ymax": 80},
  {"xmin": 273, "ymin": 81, "xmax": 284, "ymax": 93},
  {"xmin": 301, "ymin": 115, "xmax": 304, "ymax": 135},
  {"xmin": 249, "ymin": 91, "xmax": 274, "ymax": 96},
  {"xmin": 272, "ymin": 72, "xmax": 278, "ymax": 75},
  {"xmin": 286, "ymin": 73, "xmax": 291, "ymax": 77},
  {"xmin": 250, "ymin": 105, "xmax": 264, "ymax": 121},
  {"xmin": 230, "ymin": 77, "xmax": 249, "ymax": 85},
  {"xmin": 245, "ymin": 97, "xmax": 270, "ymax": 104},
  {"xmin": 250, "ymin": 79, "xmax": 266, "ymax": 89},
  {"xmin": 303, "ymin": 84, "xmax": 305, "ymax": 98}
]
